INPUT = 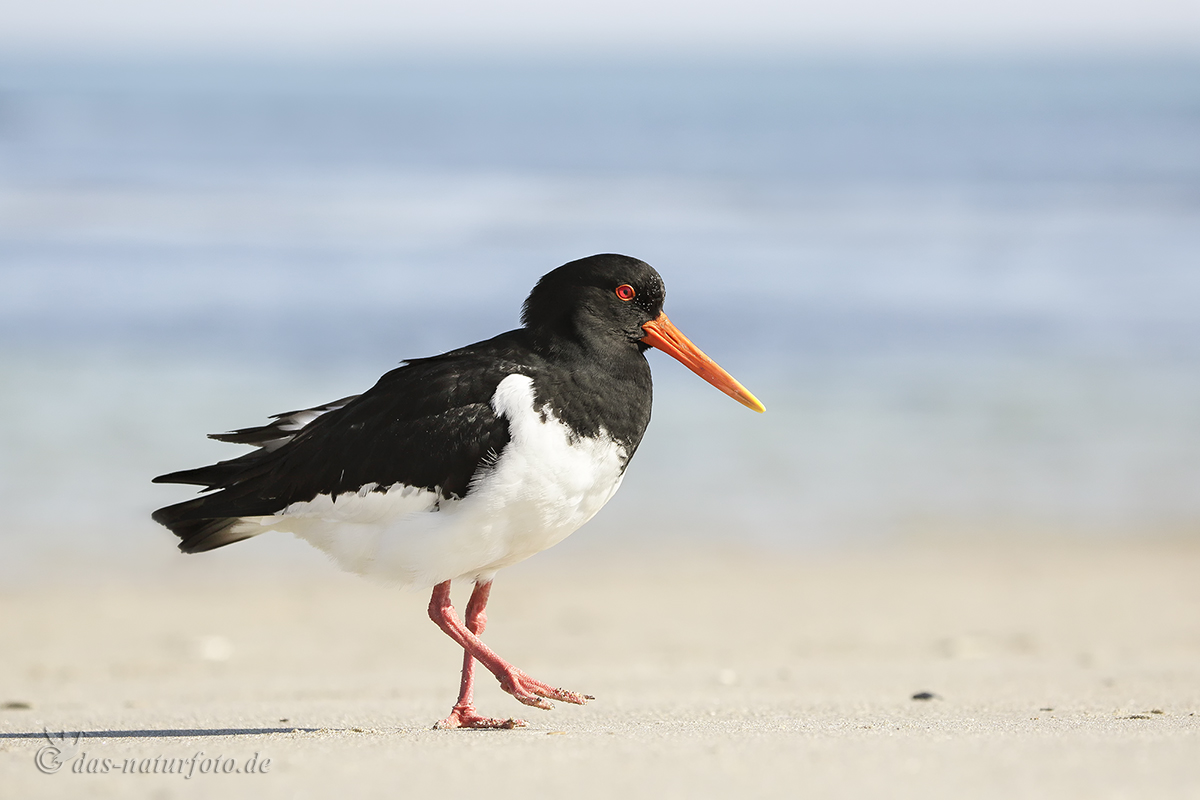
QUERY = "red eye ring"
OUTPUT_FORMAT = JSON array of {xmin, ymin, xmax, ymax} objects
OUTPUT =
[{"xmin": 615, "ymin": 284, "xmax": 636, "ymax": 301}]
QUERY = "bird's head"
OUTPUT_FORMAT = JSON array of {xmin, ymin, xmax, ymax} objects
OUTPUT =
[{"xmin": 523, "ymin": 254, "xmax": 765, "ymax": 412}]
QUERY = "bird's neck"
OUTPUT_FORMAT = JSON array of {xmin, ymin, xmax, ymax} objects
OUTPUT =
[{"xmin": 523, "ymin": 326, "xmax": 654, "ymax": 457}]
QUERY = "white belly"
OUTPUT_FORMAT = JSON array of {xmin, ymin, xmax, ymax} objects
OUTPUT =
[{"xmin": 234, "ymin": 374, "xmax": 628, "ymax": 588}]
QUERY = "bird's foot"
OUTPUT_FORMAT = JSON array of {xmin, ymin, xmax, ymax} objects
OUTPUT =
[
  {"xmin": 499, "ymin": 670, "xmax": 594, "ymax": 710},
  {"xmin": 433, "ymin": 704, "xmax": 525, "ymax": 730}
]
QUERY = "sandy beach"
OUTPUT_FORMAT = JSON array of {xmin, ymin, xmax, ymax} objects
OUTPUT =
[{"xmin": 1, "ymin": 535, "xmax": 1197, "ymax": 799}]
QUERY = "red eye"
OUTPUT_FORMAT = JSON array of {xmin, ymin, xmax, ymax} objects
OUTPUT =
[{"xmin": 615, "ymin": 284, "xmax": 636, "ymax": 301}]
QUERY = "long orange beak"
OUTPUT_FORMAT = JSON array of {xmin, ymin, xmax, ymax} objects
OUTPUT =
[{"xmin": 640, "ymin": 313, "xmax": 765, "ymax": 413}]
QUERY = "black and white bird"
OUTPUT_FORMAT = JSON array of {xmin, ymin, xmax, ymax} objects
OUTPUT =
[{"xmin": 153, "ymin": 254, "xmax": 764, "ymax": 729}]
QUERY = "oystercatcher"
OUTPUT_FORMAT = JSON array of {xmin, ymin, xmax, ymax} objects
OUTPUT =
[{"xmin": 153, "ymin": 254, "xmax": 763, "ymax": 729}]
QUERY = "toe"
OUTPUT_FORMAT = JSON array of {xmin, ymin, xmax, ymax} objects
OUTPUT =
[{"xmin": 434, "ymin": 708, "xmax": 528, "ymax": 730}]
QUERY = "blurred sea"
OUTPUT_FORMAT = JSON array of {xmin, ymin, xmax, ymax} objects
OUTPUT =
[{"xmin": 2, "ymin": 57, "xmax": 1198, "ymax": 577}]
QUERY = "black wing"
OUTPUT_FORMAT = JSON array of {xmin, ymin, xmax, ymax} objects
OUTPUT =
[{"xmin": 153, "ymin": 333, "xmax": 531, "ymax": 553}]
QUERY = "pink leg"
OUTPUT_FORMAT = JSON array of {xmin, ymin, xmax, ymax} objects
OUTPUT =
[
  {"xmin": 433, "ymin": 581, "xmax": 523, "ymax": 729},
  {"xmin": 428, "ymin": 580, "xmax": 592, "ymax": 730}
]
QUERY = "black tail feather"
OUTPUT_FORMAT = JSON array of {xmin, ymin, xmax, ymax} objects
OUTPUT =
[
  {"xmin": 153, "ymin": 446, "xmax": 283, "ymax": 552},
  {"xmin": 152, "ymin": 498, "xmax": 264, "ymax": 553}
]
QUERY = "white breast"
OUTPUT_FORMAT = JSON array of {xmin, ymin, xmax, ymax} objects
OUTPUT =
[{"xmin": 234, "ymin": 374, "xmax": 628, "ymax": 588}]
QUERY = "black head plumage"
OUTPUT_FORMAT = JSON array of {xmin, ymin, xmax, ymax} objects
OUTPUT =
[{"xmin": 520, "ymin": 254, "xmax": 666, "ymax": 348}]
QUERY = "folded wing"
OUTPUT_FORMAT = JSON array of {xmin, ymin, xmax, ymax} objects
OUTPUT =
[{"xmin": 153, "ymin": 343, "xmax": 527, "ymax": 554}]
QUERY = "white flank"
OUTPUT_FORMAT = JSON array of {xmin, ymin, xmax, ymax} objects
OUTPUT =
[{"xmin": 235, "ymin": 374, "xmax": 628, "ymax": 588}]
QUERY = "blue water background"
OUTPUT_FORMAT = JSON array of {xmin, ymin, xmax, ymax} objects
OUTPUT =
[{"xmin": 2, "ymin": 57, "xmax": 1198, "ymax": 578}]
